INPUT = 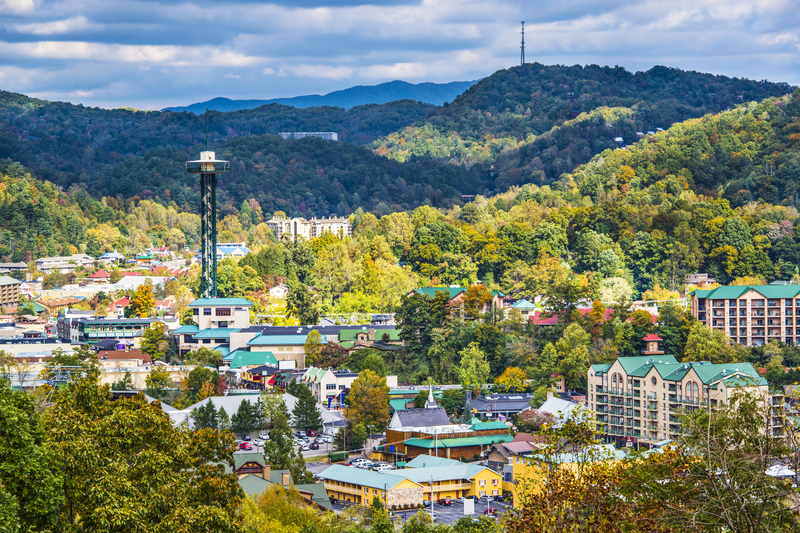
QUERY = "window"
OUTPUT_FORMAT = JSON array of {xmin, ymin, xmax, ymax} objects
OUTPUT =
[
  {"xmin": 339, "ymin": 384, "xmax": 346, "ymax": 390},
  {"xmin": 492, "ymin": 490, "xmax": 498, "ymax": 496},
  {"xmin": 192, "ymin": 308, "xmax": 199, "ymax": 316},
  {"xmin": 492, "ymin": 479, "xmax": 498, "ymax": 486},
  {"xmin": 651, "ymin": 377, "xmax": 657, "ymax": 385},
  {"xmin": 215, "ymin": 308, "xmax": 231, "ymax": 316},
  {"xmin": 203, "ymin": 308, "xmax": 211, "ymax": 315},
  {"xmin": 203, "ymin": 339, "xmax": 211, "ymax": 344},
  {"xmin": 364, "ymin": 487, "xmax": 368, "ymax": 494},
  {"xmin": 480, "ymin": 491, "xmax": 485, "ymax": 497},
  {"xmin": 326, "ymin": 384, "xmax": 336, "ymax": 390},
  {"xmin": 480, "ymin": 480, "xmax": 485, "ymax": 487}
]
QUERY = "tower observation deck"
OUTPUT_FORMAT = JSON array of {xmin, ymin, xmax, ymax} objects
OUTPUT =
[{"xmin": 186, "ymin": 151, "xmax": 229, "ymax": 297}]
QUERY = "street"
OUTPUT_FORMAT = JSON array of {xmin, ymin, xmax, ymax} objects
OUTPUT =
[{"xmin": 329, "ymin": 498, "xmax": 514, "ymax": 525}]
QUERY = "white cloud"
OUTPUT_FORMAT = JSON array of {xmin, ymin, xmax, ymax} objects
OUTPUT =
[
  {"xmin": 12, "ymin": 16, "xmax": 93, "ymax": 36},
  {"xmin": 0, "ymin": 0, "xmax": 34, "ymax": 15},
  {"xmin": 224, "ymin": 73, "xmax": 240, "ymax": 78},
  {"xmin": 262, "ymin": 67, "xmax": 275, "ymax": 75}
]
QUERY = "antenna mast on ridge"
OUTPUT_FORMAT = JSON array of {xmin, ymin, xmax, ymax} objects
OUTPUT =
[{"xmin": 520, "ymin": 21, "xmax": 526, "ymax": 77}]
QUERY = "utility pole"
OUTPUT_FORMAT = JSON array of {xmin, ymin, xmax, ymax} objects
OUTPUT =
[{"xmin": 520, "ymin": 21, "xmax": 526, "ymax": 77}]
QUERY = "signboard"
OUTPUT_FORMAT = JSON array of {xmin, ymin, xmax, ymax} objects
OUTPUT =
[
  {"xmin": 464, "ymin": 498, "xmax": 474, "ymax": 515},
  {"xmin": 626, "ymin": 437, "xmax": 633, "ymax": 448}
]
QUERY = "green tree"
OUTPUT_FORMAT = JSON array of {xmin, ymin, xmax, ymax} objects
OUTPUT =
[
  {"xmin": 555, "ymin": 323, "xmax": 592, "ymax": 390},
  {"xmin": 345, "ymin": 369, "xmax": 390, "ymax": 430},
  {"xmin": 291, "ymin": 384, "xmax": 322, "ymax": 432},
  {"xmin": 231, "ymin": 398, "xmax": 262, "ymax": 434},
  {"xmin": 457, "ymin": 342, "xmax": 491, "ymax": 393},
  {"xmin": 440, "ymin": 388, "xmax": 465, "ymax": 417},
  {"xmin": 145, "ymin": 365, "xmax": 172, "ymax": 397},
  {"xmin": 413, "ymin": 389, "xmax": 429, "ymax": 408},
  {"xmin": 360, "ymin": 352, "xmax": 386, "ymax": 377},
  {"xmin": 286, "ymin": 282, "xmax": 320, "ymax": 325},
  {"xmin": 185, "ymin": 366, "xmax": 220, "ymax": 402},
  {"xmin": 303, "ymin": 329, "xmax": 324, "ymax": 366},
  {"xmin": 264, "ymin": 410, "xmax": 312, "ymax": 484},
  {"xmin": 127, "ymin": 278, "xmax": 156, "ymax": 317},
  {"xmin": 683, "ymin": 321, "xmax": 739, "ymax": 363},
  {"xmin": 140, "ymin": 321, "xmax": 169, "ymax": 361},
  {"xmin": 191, "ymin": 399, "xmax": 219, "ymax": 430},
  {"xmin": 0, "ymin": 380, "xmax": 63, "ymax": 532},
  {"xmin": 111, "ymin": 370, "xmax": 134, "ymax": 390},
  {"xmin": 218, "ymin": 407, "xmax": 231, "ymax": 432}
]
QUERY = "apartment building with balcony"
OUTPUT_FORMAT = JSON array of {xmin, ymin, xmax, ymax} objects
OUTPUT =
[
  {"xmin": 587, "ymin": 339, "xmax": 781, "ymax": 447},
  {"xmin": 691, "ymin": 284, "xmax": 800, "ymax": 347}
]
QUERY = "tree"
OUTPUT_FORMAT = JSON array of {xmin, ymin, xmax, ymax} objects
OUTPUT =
[
  {"xmin": 127, "ymin": 278, "xmax": 155, "ymax": 317},
  {"xmin": 440, "ymin": 388, "xmax": 465, "ymax": 417},
  {"xmin": 191, "ymin": 399, "xmax": 219, "ymax": 430},
  {"xmin": 319, "ymin": 342, "xmax": 348, "ymax": 369},
  {"xmin": 683, "ymin": 321, "xmax": 739, "ymax": 363},
  {"xmin": 345, "ymin": 369, "xmax": 390, "ymax": 431},
  {"xmin": 360, "ymin": 352, "xmax": 386, "ymax": 376},
  {"xmin": 413, "ymin": 389, "xmax": 429, "ymax": 408},
  {"xmin": 303, "ymin": 329, "xmax": 324, "ymax": 366},
  {"xmin": 258, "ymin": 393, "xmax": 289, "ymax": 431},
  {"xmin": 463, "ymin": 284, "xmax": 493, "ymax": 319},
  {"xmin": 231, "ymin": 398, "xmax": 263, "ymax": 434},
  {"xmin": 45, "ymin": 377, "xmax": 242, "ymax": 533},
  {"xmin": 184, "ymin": 366, "xmax": 220, "ymax": 402},
  {"xmin": 145, "ymin": 366, "xmax": 172, "ymax": 397},
  {"xmin": 217, "ymin": 407, "xmax": 231, "ymax": 432},
  {"xmin": 264, "ymin": 410, "xmax": 313, "ymax": 484},
  {"xmin": 286, "ymin": 282, "xmax": 320, "ymax": 325},
  {"xmin": 495, "ymin": 367, "xmax": 528, "ymax": 393},
  {"xmin": 140, "ymin": 321, "xmax": 169, "ymax": 361},
  {"xmin": 555, "ymin": 324, "xmax": 592, "ymax": 390},
  {"xmin": 111, "ymin": 370, "xmax": 134, "ymax": 390},
  {"xmin": 291, "ymin": 384, "xmax": 322, "ymax": 432},
  {"xmin": 0, "ymin": 380, "xmax": 63, "ymax": 532},
  {"xmin": 457, "ymin": 342, "xmax": 490, "ymax": 393}
]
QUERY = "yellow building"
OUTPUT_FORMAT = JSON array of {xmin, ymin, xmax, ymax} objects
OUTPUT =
[
  {"xmin": 508, "ymin": 444, "xmax": 626, "ymax": 506},
  {"xmin": 321, "ymin": 461, "xmax": 504, "ymax": 507}
]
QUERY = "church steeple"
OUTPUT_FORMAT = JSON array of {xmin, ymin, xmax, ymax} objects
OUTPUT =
[{"xmin": 425, "ymin": 384, "xmax": 438, "ymax": 409}]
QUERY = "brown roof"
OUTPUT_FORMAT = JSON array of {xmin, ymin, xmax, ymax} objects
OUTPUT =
[
  {"xmin": 96, "ymin": 349, "xmax": 152, "ymax": 363},
  {"xmin": 41, "ymin": 297, "xmax": 83, "ymax": 307},
  {"xmin": 513, "ymin": 432, "xmax": 535, "ymax": 442}
]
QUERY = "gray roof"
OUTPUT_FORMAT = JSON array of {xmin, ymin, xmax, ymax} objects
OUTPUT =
[
  {"xmin": 165, "ymin": 393, "xmax": 298, "ymax": 428},
  {"xmin": 405, "ymin": 454, "xmax": 462, "ymax": 469},
  {"xmin": 388, "ymin": 407, "xmax": 450, "ymax": 429},
  {"xmin": 473, "ymin": 394, "xmax": 535, "ymax": 412}
]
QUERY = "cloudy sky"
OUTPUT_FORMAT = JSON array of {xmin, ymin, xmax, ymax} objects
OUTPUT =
[{"xmin": 1, "ymin": 0, "xmax": 798, "ymax": 110}]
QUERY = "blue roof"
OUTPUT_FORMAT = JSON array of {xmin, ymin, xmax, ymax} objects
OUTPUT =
[
  {"xmin": 188, "ymin": 298, "xmax": 253, "ymax": 307},
  {"xmin": 174, "ymin": 325, "xmax": 200, "ymax": 334},
  {"xmin": 99, "ymin": 250, "xmax": 125, "ymax": 259},
  {"xmin": 229, "ymin": 351, "xmax": 279, "ymax": 369},
  {"xmin": 512, "ymin": 299, "xmax": 536, "ymax": 309},
  {"xmin": 193, "ymin": 328, "xmax": 241, "ymax": 339},
  {"xmin": 247, "ymin": 334, "xmax": 327, "ymax": 346}
]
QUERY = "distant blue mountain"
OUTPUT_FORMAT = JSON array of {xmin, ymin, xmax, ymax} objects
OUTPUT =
[{"xmin": 162, "ymin": 79, "xmax": 478, "ymax": 113}]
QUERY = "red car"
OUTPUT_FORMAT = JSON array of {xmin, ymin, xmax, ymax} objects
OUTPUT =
[
  {"xmin": 483, "ymin": 508, "xmax": 498, "ymax": 515},
  {"xmin": 238, "ymin": 442, "xmax": 253, "ymax": 451},
  {"xmin": 436, "ymin": 499, "xmax": 452, "ymax": 506},
  {"xmin": 308, "ymin": 430, "xmax": 317, "ymax": 437}
]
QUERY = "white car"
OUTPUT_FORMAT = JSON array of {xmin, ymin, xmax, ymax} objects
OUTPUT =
[
  {"xmin": 322, "ymin": 435, "xmax": 333, "ymax": 443},
  {"xmin": 253, "ymin": 439, "xmax": 264, "ymax": 446},
  {"xmin": 301, "ymin": 444, "xmax": 310, "ymax": 451},
  {"xmin": 259, "ymin": 433, "xmax": 270, "ymax": 440}
]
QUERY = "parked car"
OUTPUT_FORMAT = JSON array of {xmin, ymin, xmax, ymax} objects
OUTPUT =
[
  {"xmin": 253, "ymin": 439, "xmax": 264, "ymax": 446},
  {"xmin": 295, "ymin": 431, "xmax": 307, "ymax": 439},
  {"xmin": 309, "ymin": 443, "xmax": 319, "ymax": 450},
  {"xmin": 238, "ymin": 442, "xmax": 253, "ymax": 451},
  {"xmin": 242, "ymin": 434, "xmax": 251, "ymax": 441},
  {"xmin": 259, "ymin": 432, "xmax": 270, "ymax": 440},
  {"xmin": 308, "ymin": 430, "xmax": 317, "ymax": 437},
  {"xmin": 436, "ymin": 498, "xmax": 452, "ymax": 506},
  {"xmin": 322, "ymin": 435, "xmax": 333, "ymax": 443},
  {"xmin": 301, "ymin": 444, "xmax": 310, "ymax": 451},
  {"xmin": 422, "ymin": 500, "xmax": 431, "ymax": 508},
  {"xmin": 479, "ymin": 495, "xmax": 492, "ymax": 503},
  {"xmin": 483, "ymin": 508, "xmax": 498, "ymax": 515}
]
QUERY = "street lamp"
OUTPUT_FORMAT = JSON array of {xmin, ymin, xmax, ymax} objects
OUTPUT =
[{"xmin": 429, "ymin": 476, "xmax": 435, "ymax": 522}]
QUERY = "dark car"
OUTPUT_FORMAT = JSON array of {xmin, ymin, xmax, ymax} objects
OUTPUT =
[
  {"xmin": 436, "ymin": 498, "xmax": 452, "ymax": 506},
  {"xmin": 309, "ymin": 443, "xmax": 319, "ymax": 450},
  {"xmin": 242, "ymin": 434, "xmax": 251, "ymax": 441},
  {"xmin": 422, "ymin": 500, "xmax": 431, "ymax": 508}
]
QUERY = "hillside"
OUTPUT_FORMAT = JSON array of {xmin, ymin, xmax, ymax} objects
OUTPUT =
[
  {"xmin": 163, "ymin": 80, "xmax": 478, "ymax": 113},
  {"xmin": 372, "ymin": 64, "xmax": 795, "ymax": 190}
]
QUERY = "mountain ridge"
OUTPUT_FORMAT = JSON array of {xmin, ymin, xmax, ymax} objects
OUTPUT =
[{"xmin": 162, "ymin": 79, "xmax": 478, "ymax": 113}]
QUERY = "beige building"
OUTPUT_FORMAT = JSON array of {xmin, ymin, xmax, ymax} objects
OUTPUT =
[
  {"xmin": 266, "ymin": 216, "xmax": 351, "ymax": 241},
  {"xmin": 691, "ymin": 284, "xmax": 800, "ymax": 347},
  {"xmin": 588, "ymin": 337, "xmax": 782, "ymax": 447}
]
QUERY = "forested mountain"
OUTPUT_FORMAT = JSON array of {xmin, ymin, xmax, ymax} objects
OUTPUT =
[
  {"xmin": 372, "ymin": 64, "xmax": 795, "ymax": 191},
  {"xmin": 163, "ymin": 80, "xmax": 478, "ymax": 113}
]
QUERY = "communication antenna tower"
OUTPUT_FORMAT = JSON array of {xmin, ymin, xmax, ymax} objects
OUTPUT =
[
  {"xmin": 520, "ymin": 21, "xmax": 526, "ymax": 77},
  {"xmin": 186, "ymin": 109, "xmax": 229, "ymax": 297}
]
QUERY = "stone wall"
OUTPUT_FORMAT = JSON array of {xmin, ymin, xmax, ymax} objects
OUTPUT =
[{"xmin": 386, "ymin": 486, "xmax": 422, "ymax": 508}]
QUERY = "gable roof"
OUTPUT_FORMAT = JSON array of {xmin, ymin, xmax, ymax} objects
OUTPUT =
[
  {"xmin": 193, "ymin": 328, "xmax": 240, "ymax": 339},
  {"xmin": 405, "ymin": 434, "xmax": 513, "ymax": 449},
  {"xmin": 230, "ymin": 350, "xmax": 278, "ymax": 369},
  {"xmin": 188, "ymin": 298, "xmax": 253, "ymax": 307},
  {"xmin": 405, "ymin": 454, "xmax": 462, "ymax": 469},
  {"xmin": 234, "ymin": 452, "xmax": 266, "ymax": 471},
  {"xmin": 320, "ymin": 464, "xmax": 420, "ymax": 490},
  {"xmin": 699, "ymin": 284, "xmax": 800, "ymax": 300},
  {"xmin": 470, "ymin": 421, "xmax": 509, "ymax": 431},
  {"xmin": 237, "ymin": 473, "xmax": 273, "ymax": 497},
  {"xmin": 511, "ymin": 299, "xmax": 536, "ymax": 309},
  {"xmin": 389, "ymin": 407, "xmax": 450, "ymax": 428}
]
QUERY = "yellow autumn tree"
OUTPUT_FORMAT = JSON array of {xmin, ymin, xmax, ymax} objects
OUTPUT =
[{"xmin": 495, "ymin": 367, "xmax": 528, "ymax": 393}]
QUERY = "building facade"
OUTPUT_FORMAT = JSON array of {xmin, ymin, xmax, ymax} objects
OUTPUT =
[
  {"xmin": 57, "ymin": 315, "xmax": 159, "ymax": 344},
  {"xmin": 0, "ymin": 276, "xmax": 22, "ymax": 309},
  {"xmin": 588, "ymin": 351, "xmax": 782, "ymax": 447},
  {"xmin": 266, "ymin": 216, "xmax": 351, "ymax": 241},
  {"xmin": 691, "ymin": 284, "xmax": 800, "ymax": 346}
]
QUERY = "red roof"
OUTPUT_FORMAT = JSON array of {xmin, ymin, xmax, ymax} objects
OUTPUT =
[
  {"xmin": 107, "ymin": 296, "xmax": 130, "ymax": 312},
  {"xmin": 120, "ymin": 271, "xmax": 143, "ymax": 277},
  {"xmin": 87, "ymin": 270, "xmax": 110, "ymax": 278},
  {"xmin": 96, "ymin": 349, "xmax": 151, "ymax": 363},
  {"xmin": 642, "ymin": 334, "xmax": 662, "ymax": 341}
]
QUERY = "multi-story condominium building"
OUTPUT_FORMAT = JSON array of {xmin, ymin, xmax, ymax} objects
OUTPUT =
[
  {"xmin": 35, "ymin": 254, "xmax": 94, "ymax": 273},
  {"xmin": 266, "ymin": 216, "xmax": 351, "ymax": 241},
  {"xmin": 691, "ymin": 284, "xmax": 800, "ymax": 347},
  {"xmin": 57, "ymin": 315, "xmax": 158, "ymax": 344},
  {"xmin": 587, "ymin": 335, "xmax": 782, "ymax": 447},
  {"xmin": 0, "ymin": 275, "xmax": 21, "ymax": 309}
]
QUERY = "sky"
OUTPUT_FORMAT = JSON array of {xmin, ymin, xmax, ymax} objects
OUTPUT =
[{"xmin": 1, "ymin": 0, "xmax": 798, "ymax": 110}]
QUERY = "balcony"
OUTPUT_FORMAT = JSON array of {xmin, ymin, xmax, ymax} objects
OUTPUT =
[
  {"xmin": 610, "ymin": 398, "xmax": 624, "ymax": 406},
  {"xmin": 648, "ymin": 402, "xmax": 658, "ymax": 410},
  {"xmin": 683, "ymin": 397, "xmax": 700, "ymax": 405},
  {"xmin": 596, "ymin": 385, "xmax": 608, "ymax": 393},
  {"xmin": 645, "ymin": 414, "xmax": 657, "ymax": 420},
  {"xmin": 644, "ymin": 393, "xmax": 657, "ymax": 400},
  {"xmin": 596, "ymin": 396, "xmax": 607, "ymax": 404},
  {"xmin": 596, "ymin": 406, "xmax": 609, "ymax": 413}
]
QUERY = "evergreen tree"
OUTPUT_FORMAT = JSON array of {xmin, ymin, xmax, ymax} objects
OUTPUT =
[
  {"xmin": 231, "ymin": 399, "xmax": 262, "ymax": 434},
  {"xmin": 217, "ymin": 407, "xmax": 231, "ymax": 432},
  {"xmin": 111, "ymin": 370, "xmax": 134, "ymax": 391},
  {"xmin": 291, "ymin": 385, "xmax": 322, "ymax": 432},
  {"xmin": 191, "ymin": 399, "xmax": 219, "ymax": 430}
]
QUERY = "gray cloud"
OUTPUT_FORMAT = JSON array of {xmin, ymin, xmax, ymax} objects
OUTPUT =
[{"xmin": 0, "ymin": 0, "xmax": 797, "ymax": 109}]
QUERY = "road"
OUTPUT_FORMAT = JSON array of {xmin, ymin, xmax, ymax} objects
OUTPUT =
[{"xmin": 329, "ymin": 500, "xmax": 514, "ymax": 525}]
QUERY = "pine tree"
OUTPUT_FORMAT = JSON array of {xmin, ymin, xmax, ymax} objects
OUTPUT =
[
  {"xmin": 190, "ymin": 399, "xmax": 218, "ymax": 430},
  {"xmin": 217, "ymin": 407, "xmax": 231, "ymax": 432},
  {"xmin": 291, "ymin": 385, "xmax": 322, "ymax": 432}
]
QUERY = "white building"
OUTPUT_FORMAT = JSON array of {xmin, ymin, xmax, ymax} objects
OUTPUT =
[
  {"xmin": 35, "ymin": 254, "xmax": 95, "ymax": 273},
  {"xmin": 266, "ymin": 216, "xmax": 351, "ymax": 241}
]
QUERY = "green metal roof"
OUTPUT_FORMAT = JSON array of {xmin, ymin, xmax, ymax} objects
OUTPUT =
[
  {"xmin": 699, "ymin": 285, "xmax": 800, "ymax": 300},
  {"xmin": 389, "ymin": 399, "xmax": 409, "ymax": 411},
  {"xmin": 399, "ymin": 464, "xmax": 493, "ymax": 483},
  {"xmin": 230, "ymin": 351, "xmax": 278, "ymax": 369},
  {"xmin": 174, "ymin": 325, "xmax": 200, "ymax": 334},
  {"xmin": 234, "ymin": 452, "xmax": 266, "ymax": 471},
  {"xmin": 0, "ymin": 275, "xmax": 21, "ymax": 286},
  {"xmin": 320, "ymin": 464, "xmax": 419, "ymax": 490},
  {"xmin": 193, "ymin": 328, "xmax": 240, "ymax": 339},
  {"xmin": 404, "ymin": 454, "xmax": 462, "ymax": 469},
  {"xmin": 188, "ymin": 298, "xmax": 254, "ymax": 307},
  {"xmin": 248, "ymin": 334, "xmax": 326, "ymax": 346},
  {"xmin": 404, "ymin": 434, "xmax": 513, "ymax": 449},
  {"xmin": 615, "ymin": 355, "xmax": 679, "ymax": 377},
  {"xmin": 294, "ymin": 482, "xmax": 333, "ymax": 510},
  {"xmin": 591, "ymin": 363, "xmax": 613, "ymax": 374},
  {"xmin": 214, "ymin": 346, "xmax": 230, "ymax": 357},
  {"xmin": 32, "ymin": 302, "xmax": 47, "ymax": 313},
  {"xmin": 470, "ymin": 421, "xmax": 509, "ymax": 431},
  {"xmin": 269, "ymin": 469, "xmax": 292, "ymax": 486},
  {"xmin": 238, "ymin": 474, "xmax": 273, "ymax": 497},
  {"xmin": 338, "ymin": 341, "xmax": 355, "ymax": 349}
]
